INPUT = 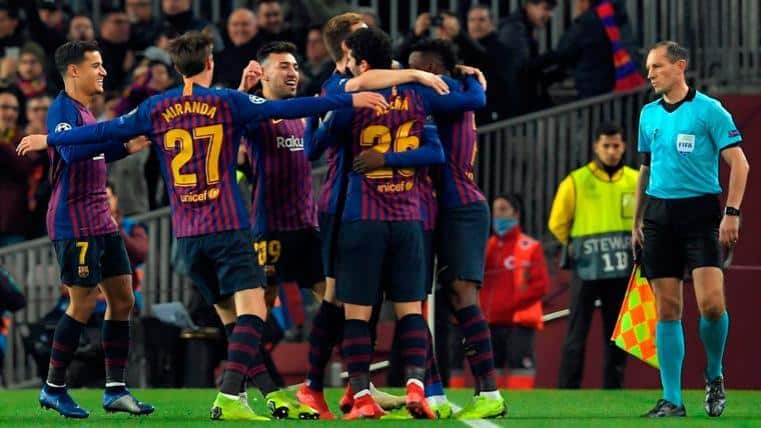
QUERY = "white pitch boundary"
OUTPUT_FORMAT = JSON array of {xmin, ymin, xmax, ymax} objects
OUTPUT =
[{"xmin": 449, "ymin": 402, "xmax": 502, "ymax": 428}]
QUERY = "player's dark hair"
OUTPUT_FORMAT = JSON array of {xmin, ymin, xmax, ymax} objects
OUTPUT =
[
  {"xmin": 54, "ymin": 40, "xmax": 101, "ymax": 77},
  {"xmin": 495, "ymin": 193, "xmax": 524, "ymax": 220},
  {"xmin": 344, "ymin": 27, "xmax": 392, "ymax": 70},
  {"xmin": 410, "ymin": 38, "xmax": 458, "ymax": 75},
  {"xmin": 523, "ymin": 0, "xmax": 557, "ymax": 7},
  {"xmin": 323, "ymin": 12, "xmax": 364, "ymax": 62},
  {"xmin": 166, "ymin": 30, "xmax": 214, "ymax": 77},
  {"xmin": 650, "ymin": 40, "xmax": 689, "ymax": 65},
  {"xmin": 595, "ymin": 122, "xmax": 624, "ymax": 141},
  {"xmin": 256, "ymin": 41, "xmax": 298, "ymax": 63}
]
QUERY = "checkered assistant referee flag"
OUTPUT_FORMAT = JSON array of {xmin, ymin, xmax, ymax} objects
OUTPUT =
[{"xmin": 611, "ymin": 265, "xmax": 659, "ymax": 369}]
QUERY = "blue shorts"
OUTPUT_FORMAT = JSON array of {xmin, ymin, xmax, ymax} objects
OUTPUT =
[
  {"xmin": 254, "ymin": 228, "xmax": 324, "ymax": 289},
  {"xmin": 335, "ymin": 221, "xmax": 426, "ymax": 305},
  {"xmin": 318, "ymin": 212, "xmax": 340, "ymax": 278},
  {"xmin": 437, "ymin": 201, "xmax": 490, "ymax": 287},
  {"xmin": 53, "ymin": 232, "xmax": 132, "ymax": 286},
  {"xmin": 176, "ymin": 230, "xmax": 265, "ymax": 305}
]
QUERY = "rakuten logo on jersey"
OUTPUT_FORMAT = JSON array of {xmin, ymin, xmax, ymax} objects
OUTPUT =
[{"xmin": 276, "ymin": 136, "xmax": 304, "ymax": 151}]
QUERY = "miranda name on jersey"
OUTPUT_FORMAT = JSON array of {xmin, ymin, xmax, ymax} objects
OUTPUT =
[{"xmin": 160, "ymin": 101, "xmax": 218, "ymax": 123}]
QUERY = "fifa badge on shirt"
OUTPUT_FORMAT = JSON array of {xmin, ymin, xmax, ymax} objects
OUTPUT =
[
  {"xmin": 676, "ymin": 133, "xmax": 695, "ymax": 156},
  {"xmin": 78, "ymin": 265, "xmax": 89, "ymax": 278}
]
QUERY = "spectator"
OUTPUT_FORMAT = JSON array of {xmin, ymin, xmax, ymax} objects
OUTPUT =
[
  {"xmin": 497, "ymin": 0, "xmax": 557, "ymax": 116},
  {"xmin": 467, "ymin": 4, "xmax": 511, "ymax": 123},
  {"xmin": 355, "ymin": 7, "xmax": 380, "ymax": 28},
  {"xmin": 108, "ymin": 59, "xmax": 172, "ymax": 215},
  {"xmin": 548, "ymin": 122, "xmax": 637, "ymax": 389},
  {"xmin": 161, "ymin": 0, "xmax": 224, "ymax": 52},
  {"xmin": 21, "ymin": 0, "xmax": 68, "ymax": 57},
  {"xmin": 98, "ymin": 10, "xmax": 134, "ymax": 92},
  {"xmin": 396, "ymin": 11, "xmax": 486, "ymax": 76},
  {"xmin": 0, "ymin": 88, "xmax": 34, "ymax": 246},
  {"xmin": 0, "ymin": 3, "xmax": 22, "ymax": 54},
  {"xmin": 127, "ymin": 0, "xmax": 163, "ymax": 53},
  {"xmin": 106, "ymin": 182, "xmax": 148, "ymax": 301},
  {"xmin": 214, "ymin": 8, "xmax": 263, "ymax": 89},
  {"xmin": 480, "ymin": 194, "xmax": 549, "ymax": 389},
  {"xmin": 256, "ymin": 0, "xmax": 303, "ymax": 49},
  {"xmin": 24, "ymin": 94, "xmax": 51, "ymax": 238},
  {"xmin": 539, "ymin": 0, "xmax": 642, "ymax": 99},
  {"xmin": 11, "ymin": 42, "xmax": 57, "ymax": 99},
  {"xmin": 298, "ymin": 25, "xmax": 333, "ymax": 96},
  {"xmin": 67, "ymin": 14, "xmax": 95, "ymax": 42},
  {"xmin": 113, "ymin": 59, "xmax": 174, "ymax": 117},
  {"xmin": 24, "ymin": 94, "xmax": 50, "ymax": 135}
]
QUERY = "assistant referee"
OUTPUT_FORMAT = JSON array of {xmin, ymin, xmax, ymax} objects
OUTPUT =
[{"xmin": 632, "ymin": 41, "xmax": 750, "ymax": 418}]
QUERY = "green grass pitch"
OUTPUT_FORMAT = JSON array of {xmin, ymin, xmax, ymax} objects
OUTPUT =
[{"xmin": 1, "ymin": 388, "xmax": 760, "ymax": 427}]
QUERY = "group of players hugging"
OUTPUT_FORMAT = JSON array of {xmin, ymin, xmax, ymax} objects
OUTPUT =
[{"xmin": 18, "ymin": 11, "xmax": 507, "ymax": 421}]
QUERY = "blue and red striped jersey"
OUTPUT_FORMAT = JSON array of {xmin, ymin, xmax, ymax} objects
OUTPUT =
[
  {"xmin": 419, "ymin": 168, "xmax": 437, "ymax": 231},
  {"xmin": 245, "ymin": 117, "xmax": 317, "ymax": 235},
  {"xmin": 305, "ymin": 70, "xmax": 352, "ymax": 215},
  {"xmin": 45, "ymin": 92, "xmax": 122, "ymax": 240},
  {"xmin": 431, "ymin": 76, "xmax": 486, "ymax": 209},
  {"xmin": 324, "ymin": 83, "xmax": 448, "ymax": 222},
  {"xmin": 46, "ymin": 83, "xmax": 355, "ymax": 238}
]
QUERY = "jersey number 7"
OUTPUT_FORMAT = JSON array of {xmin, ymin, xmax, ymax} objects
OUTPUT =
[{"xmin": 164, "ymin": 124, "xmax": 223, "ymax": 187}]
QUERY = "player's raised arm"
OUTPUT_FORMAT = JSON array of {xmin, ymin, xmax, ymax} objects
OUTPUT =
[
  {"xmin": 353, "ymin": 119, "xmax": 445, "ymax": 173},
  {"xmin": 229, "ymin": 90, "xmax": 388, "ymax": 124},
  {"xmin": 422, "ymin": 74, "xmax": 486, "ymax": 114},
  {"xmin": 17, "ymin": 102, "xmax": 153, "ymax": 156},
  {"xmin": 343, "ymin": 69, "xmax": 449, "ymax": 95}
]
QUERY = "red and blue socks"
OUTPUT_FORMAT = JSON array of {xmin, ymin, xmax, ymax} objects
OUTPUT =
[
  {"xmin": 342, "ymin": 319, "xmax": 372, "ymax": 396},
  {"xmin": 454, "ymin": 305, "xmax": 498, "ymax": 393},
  {"xmin": 306, "ymin": 301, "xmax": 343, "ymax": 391},
  {"xmin": 102, "ymin": 320, "xmax": 130, "ymax": 394},
  {"xmin": 220, "ymin": 315, "xmax": 264, "ymax": 396},
  {"xmin": 46, "ymin": 313, "xmax": 84, "ymax": 390}
]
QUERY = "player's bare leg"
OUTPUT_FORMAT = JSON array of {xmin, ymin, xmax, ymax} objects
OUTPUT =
[
  {"xmin": 693, "ymin": 267, "xmax": 728, "ymax": 417},
  {"xmin": 99, "ymin": 275, "xmax": 154, "ymax": 415},
  {"xmin": 645, "ymin": 278, "xmax": 687, "ymax": 417},
  {"xmin": 39, "ymin": 285, "xmax": 98, "ymax": 418},
  {"xmin": 447, "ymin": 280, "xmax": 506, "ymax": 419}
]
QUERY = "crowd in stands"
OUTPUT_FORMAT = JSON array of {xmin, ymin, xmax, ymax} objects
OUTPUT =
[{"xmin": 0, "ymin": 0, "xmax": 641, "ymax": 244}]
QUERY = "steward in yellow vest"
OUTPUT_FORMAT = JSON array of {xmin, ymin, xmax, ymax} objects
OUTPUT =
[{"xmin": 548, "ymin": 122, "xmax": 638, "ymax": 389}]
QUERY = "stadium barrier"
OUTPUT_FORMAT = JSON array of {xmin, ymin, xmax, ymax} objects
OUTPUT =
[
  {"xmin": 0, "ymin": 85, "xmax": 653, "ymax": 388},
  {"xmin": 474, "ymin": 85, "xmax": 651, "ymax": 239}
]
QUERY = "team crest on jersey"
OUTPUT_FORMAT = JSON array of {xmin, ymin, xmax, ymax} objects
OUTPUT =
[
  {"xmin": 78, "ymin": 265, "xmax": 89, "ymax": 278},
  {"xmin": 676, "ymin": 133, "xmax": 695, "ymax": 156},
  {"xmin": 55, "ymin": 122, "xmax": 72, "ymax": 133},
  {"xmin": 249, "ymin": 94, "xmax": 267, "ymax": 104}
]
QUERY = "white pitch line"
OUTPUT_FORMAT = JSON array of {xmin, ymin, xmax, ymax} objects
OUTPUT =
[{"xmin": 450, "ymin": 402, "xmax": 502, "ymax": 428}]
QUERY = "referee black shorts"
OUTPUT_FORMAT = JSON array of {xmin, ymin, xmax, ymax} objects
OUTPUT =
[{"xmin": 641, "ymin": 194, "xmax": 723, "ymax": 280}]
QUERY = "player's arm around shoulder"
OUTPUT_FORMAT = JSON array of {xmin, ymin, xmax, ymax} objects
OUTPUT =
[{"xmin": 343, "ymin": 68, "xmax": 449, "ymax": 95}]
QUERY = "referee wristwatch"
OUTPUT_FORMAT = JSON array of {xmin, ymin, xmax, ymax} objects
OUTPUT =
[{"xmin": 724, "ymin": 206, "xmax": 741, "ymax": 216}]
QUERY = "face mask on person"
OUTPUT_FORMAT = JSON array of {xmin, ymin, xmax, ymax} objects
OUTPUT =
[{"xmin": 493, "ymin": 217, "xmax": 518, "ymax": 236}]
